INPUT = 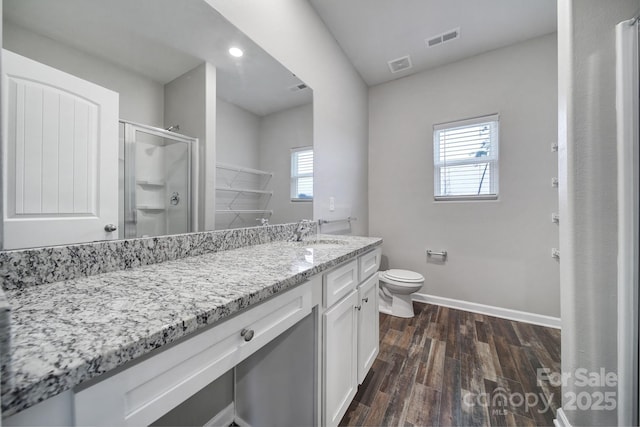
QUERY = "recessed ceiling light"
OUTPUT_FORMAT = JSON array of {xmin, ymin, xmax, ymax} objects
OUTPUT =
[{"xmin": 229, "ymin": 47, "xmax": 244, "ymax": 58}]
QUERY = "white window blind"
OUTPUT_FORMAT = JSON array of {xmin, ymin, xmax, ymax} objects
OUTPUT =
[
  {"xmin": 433, "ymin": 114, "xmax": 499, "ymax": 200},
  {"xmin": 291, "ymin": 147, "xmax": 313, "ymax": 201}
]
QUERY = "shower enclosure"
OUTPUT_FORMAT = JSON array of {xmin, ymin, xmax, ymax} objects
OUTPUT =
[{"xmin": 119, "ymin": 121, "xmax": 198, "ymax": 238}]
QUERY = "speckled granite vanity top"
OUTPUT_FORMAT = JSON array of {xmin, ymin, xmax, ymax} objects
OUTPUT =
[{"xmin": 0, "ymin": 233, "xmax": 382, "ymax": 416}]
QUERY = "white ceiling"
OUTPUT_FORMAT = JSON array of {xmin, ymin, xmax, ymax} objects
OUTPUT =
[
  {"xmin": 308, "ymin": 0, "xmax": 557, "ymax": 86},
  {"xmin": 3, "ymin": 0, "xmax": 312, "ymax": 116}
]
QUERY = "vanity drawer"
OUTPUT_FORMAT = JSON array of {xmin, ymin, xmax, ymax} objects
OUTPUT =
[
  {"xmin": 324, "ymin": 259, "xmax": 358, "ymax": 308},
  {"xmin": 74, "ymin": 281, "xmax": 312, "ymax": 426},
  {"xmin": 358, "ymin": 248, "xmax": 381, "ymax": 282}
]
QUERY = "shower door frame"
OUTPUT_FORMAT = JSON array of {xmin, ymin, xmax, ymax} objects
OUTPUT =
[
  {"xmin": 122, "ymin": 121, "xmax": 198, "ymax": 239},
  {"xmin": 616, "ymin": 16, "xmax": 640, "ymax": 426}
]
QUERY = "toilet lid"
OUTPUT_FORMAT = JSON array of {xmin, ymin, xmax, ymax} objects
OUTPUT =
[{"xmin": 383, "ymin": 269, "xmax": 424, "ymax": 283}]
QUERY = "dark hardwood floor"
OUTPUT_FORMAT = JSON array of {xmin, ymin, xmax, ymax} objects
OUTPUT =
[{"xmin": 340, "ymin": 302, "xmax": 561, "ymax": 427}]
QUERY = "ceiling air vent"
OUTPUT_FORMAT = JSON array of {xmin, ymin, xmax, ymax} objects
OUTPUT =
[
  {"xmin": 427, "ymin": 36, "xmax": 442, "ymax": 47},
  {"xmin": 387, "ymin": 55, "xmax": 412, "ymax": 74},
  {"xmin": 288, "ymin": 83, "xmax": 308, "ymax": 92},
  {"xmin": 426, "ymin": 27, "xmax": 460, "ymax": 48}
]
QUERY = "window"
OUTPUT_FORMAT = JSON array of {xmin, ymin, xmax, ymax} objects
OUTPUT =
[
  {"xmin": 433, "ymin": 114, "xmax": 499, "ymax": 200},
  {"xmin": 291, "ymin": 147, "xmax": 313, "ymax": 201}
]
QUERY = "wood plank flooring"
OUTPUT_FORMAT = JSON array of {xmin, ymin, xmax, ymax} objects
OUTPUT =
[{"xmin": 339, "ymin": 302, "xmax": 561, "ymax": 427}]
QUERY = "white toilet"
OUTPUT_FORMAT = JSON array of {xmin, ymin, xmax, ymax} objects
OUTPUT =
[{"xmin": 378, "ymin": 269, "xmax": 424, "ymax": 318}]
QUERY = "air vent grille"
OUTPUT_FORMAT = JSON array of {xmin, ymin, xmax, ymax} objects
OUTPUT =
[
  {"xmin": 426, "ymin": 27, "xmax": 460, "ymax": 48},
  {"xmin": 442, "ymin": 29, "xmax": 459, "ymax": 42},
  {"xmin": 428, "ymin": 37, "xmax": 442, "ymax": 47},
  {"xmin": 387, "ymin": 55, "xmax": 412, "ymax": 73},
  {"xmin": 288, "ymin": 83, "xmax": 308, "ymax": 92}
]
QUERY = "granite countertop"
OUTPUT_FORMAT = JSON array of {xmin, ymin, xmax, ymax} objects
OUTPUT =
[{"xmin": 1, "ymin": 234, "xmax": 382, "ymax": 417}]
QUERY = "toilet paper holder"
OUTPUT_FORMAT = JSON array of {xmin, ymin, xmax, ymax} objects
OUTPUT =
[{"xmin": 426, "ymin": 249, "xmax": 448, "ymax": 259}]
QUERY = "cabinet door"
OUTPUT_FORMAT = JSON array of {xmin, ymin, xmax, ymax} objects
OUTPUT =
[
  {"xmin": 324, "ymin": 259, "xmax": 358, "ymax": 308},
  {"xmin": 323, "ymin": 290, "xmax": 358, "ymax": 427},
  {"xmin": 358, "ymin": 247, "xmax": 381, "ymax": 282},
  {"xmin": 357, "ymin": 273, "xmax": 380, "ymax": 384}
]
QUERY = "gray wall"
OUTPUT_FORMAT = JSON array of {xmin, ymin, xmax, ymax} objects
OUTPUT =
[
  {"xmin": 259, "ymin": 103, "xmax": 314, "ymax": 225},
  {"xmin": 215, "ymin": 100, "xmax": 313, "ymax": 227},
  {"xmin": 0, "ymin": 2, "xmax": 5, "ymax": 249},
  {"xmin": 369, "ymin": 34, "xmax": 559, "ymax": 317},
  {"xmin": 214, "ymin": 98, "xmax": 261, "ymax": 229},
  {"xmin": 216, "ymin": 99, "xmax": 260, "ymax": 168},
  {"xmin": 1, "ymin": 0, "xmax": 4, "ymax": 248},
  {"xmin": 206, "ymin": 0, "xmax": 369, "ymax": 236},
  {"xmin": 164, "ymin": 63, "xmax": 217, "ymax": 231},
  {"xmin": 3, "ymin": 21, "xmax": 164, "ymax": 128},
  {"xmin": 558, "ymin": 0, "xmax": 639, "ymax": 425},
  {"xmin": 236, "ymin": 312, "xmax": 315, "ymax": 426},
  {"xmin": 151, "ymin": 370, "xmax": 233, "ymax": 427}
]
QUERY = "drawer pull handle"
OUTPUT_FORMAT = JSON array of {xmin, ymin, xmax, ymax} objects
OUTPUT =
[
  {"xmin": 241, "ymin": 328, "xmax": 255, "ymax": 342},
  {"xmin": 355, "ymin": 305, "xmax": 362, "ymax": 311},
  {"xmin": 363, "ymin": 297, "xmax": 369, "ymax": 303}
]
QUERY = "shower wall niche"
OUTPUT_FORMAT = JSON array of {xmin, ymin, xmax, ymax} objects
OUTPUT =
[{"xmin": 121, "ymin": 121, "xmax": 198, "ymax": 238}]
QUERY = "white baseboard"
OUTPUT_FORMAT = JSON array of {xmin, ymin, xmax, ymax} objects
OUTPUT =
[
  {"xmin": 412, "ymin": 293, "xmax": 561, "ymax": 329},
  {"xmin": 204, "ymin": 402, "xmax": 235, "ymax": 427},
  {"xmin": 204, "ymin": 402, "xmax": 251, "ymax": 427},
  {"xmin": 553, "ymin": 408, "xmax": 571, "ymax": 427},
  {"xmin": 234, "ymin": 415, "xmax": 251, "ymax": 427}
]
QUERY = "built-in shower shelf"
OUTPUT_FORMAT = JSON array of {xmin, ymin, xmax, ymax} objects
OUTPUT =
[
  {"xmin": 136, "ymin": 179, "xmax": 165, "ymax": 187},
  {"xmin": 137, "ymin": 205, "xmax": 166, "ymax": 211},
  {"xmin": 215, "ymin": 187, "xmax": 273, "ymax": 196}
]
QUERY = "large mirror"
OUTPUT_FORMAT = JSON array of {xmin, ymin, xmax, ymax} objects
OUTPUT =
[{"xmin": 1, "ymin": 0, "xmax": 313, "ymax": 249}]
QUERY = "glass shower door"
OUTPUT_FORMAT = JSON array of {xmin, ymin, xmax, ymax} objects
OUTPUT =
[{"xmin": 122, "ymin": 122, "xmax": 197, "ymax": 239}]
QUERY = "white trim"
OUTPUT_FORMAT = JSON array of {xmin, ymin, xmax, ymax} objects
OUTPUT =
[
  {"xmin": 434, "ymin": 194, "xmax": 498, "ymax": 202},
  {"xmin": 203, "ymin": 402, "xmax": 252, "ymax": 427},
  {"xmin": 616, "ymin": 17, "xmax": 639, "ymax": 427},
  {"xmin": 433, "ymin": 114, "xmax": 500, "ymax": 199},
  {"xmin": 433, "ymin": 113, "xmax": 500, "ymax": 130},
  {"xmin": 290, "ymin": 147, "xmax": 314, "ymax": 201},
  {"xmin": 412, "ymin": 293, "xmax": 561, "ymax": 329},
  {"xmin": 553, "ymin": 408, "xmax": 572, "ymax": 427},
  {"xmin": 234, "ymin": 415, "xmax": 252, "ymax": 427},
  {"xmin": 204, "ymin": 402, "xmax": 235, "ymax": 427}
]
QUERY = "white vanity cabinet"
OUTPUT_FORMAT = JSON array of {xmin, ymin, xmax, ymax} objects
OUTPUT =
[
  {"xmin": 357, "ymin": 273, "xmax": 379, "ymax": 384},
  {"xmin": 3, "ymin": 243, "xmax": 384, "ymax": 427},
  {"xmin": 322, "ymin": 247, "xmax": 381, "ymax": 427},
  {"xmin": 74, "ymin": 281, "xmax": 312, "ymax": 426},
  {"xmin": 323, "ymin": 289, "xmax": 359, "ymax": 426}
]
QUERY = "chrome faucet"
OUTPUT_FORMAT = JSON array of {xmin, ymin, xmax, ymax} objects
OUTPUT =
[{"xmin": 293, "ymin": 219, "xmax": 314, "ymax": 241}]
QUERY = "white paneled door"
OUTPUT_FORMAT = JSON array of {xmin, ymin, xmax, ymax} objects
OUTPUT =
[{"xmin": 2, "ymin": 50, "xmax": 119, "ymax": 249}]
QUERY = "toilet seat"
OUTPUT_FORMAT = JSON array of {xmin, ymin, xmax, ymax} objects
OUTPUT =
[{"xmin": 382, "ymin": 269, "xmax": 424, "ymax": 283}]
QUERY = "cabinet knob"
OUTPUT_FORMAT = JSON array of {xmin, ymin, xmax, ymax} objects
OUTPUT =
[
  {"xmin": 355, "ymin": 305, "xmax": 362, "ymax": 311},
  {"xmin": 240, "ymin": 328, "xmax": 254, "ymax": 342},
  {"xmin": 363, "ymin": 297, "xmax": 369, "ymax": 303},
  {"xmin": 104, "ymin": 224, "xmax": 117, "ymax": 232}
]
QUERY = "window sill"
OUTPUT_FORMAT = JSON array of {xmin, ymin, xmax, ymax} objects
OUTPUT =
[
  {"xmin": 434, "ymin": 194, "xmax": 498, "ymax": 202},
  {"xmin": 291, "ymin": 198, "xmax": 313, "ymax": 203}
]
